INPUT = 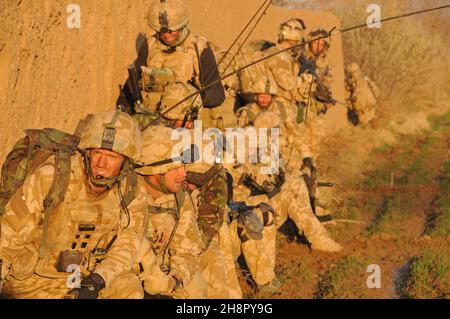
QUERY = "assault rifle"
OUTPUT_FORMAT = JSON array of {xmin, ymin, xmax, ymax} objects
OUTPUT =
[
  {"xmin": 238, "ymin": 170, "xmax": 285, "ymax": 199},
  {"xmin": 126, "ymin": 64, "xmax": 145, "ymax": 113},
  {"xmin": 298, "ymin": 54, "xmax": 336, "ymax": 111}
]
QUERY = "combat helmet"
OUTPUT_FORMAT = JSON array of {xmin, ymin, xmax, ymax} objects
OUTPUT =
[
  {"xmin": 251, "ymin": 76, "xmax": 278, "ymax": 96},
  {"xmin": 136, "ymin": 125, "xmax": 199, "ymax": 176},
  {"xmin": 279, "ymin": 18, "xmax": 306, "ymax": 43},
  {"xmin": 135, "ymin": 126, "xmax": 183, "ymax": 176},
  {"xmin": 147, "ymin": 0, "xmax": 190, "ymax": 33},
  {"xmin": 159, "ymin": 83, "xmax": 202, "ymax": 121},
  {"xmin": 308, "ymin": 28, "xmax": 331, "ymax": 47},
  {"xmin": 77, "ymin": 110, "xmax": 142, "ymax": 188}
]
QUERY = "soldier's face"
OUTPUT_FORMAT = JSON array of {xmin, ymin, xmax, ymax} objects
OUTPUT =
[
  {"xmin": 88, "ymin": 149, "xmax": 125, "ymax": 180},
  {"xmin": 160, "ymin": 29, "xmax": 182, "ymax": 46},
  {"xmin": 164, "ymin": 166, "xmax": 187, "ymax": 193},
  {"xmin": 310, "ymin": 39, "xmax": 327, "ymax": 56},
  {"xmin": 256, "ymin": 93, "xmax": 273, "ymax": 109}
]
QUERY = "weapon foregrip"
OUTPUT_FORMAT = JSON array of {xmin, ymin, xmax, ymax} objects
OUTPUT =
[{"xmin": 127, "ymin": 65, "xmax": 142, "ymax": 102}]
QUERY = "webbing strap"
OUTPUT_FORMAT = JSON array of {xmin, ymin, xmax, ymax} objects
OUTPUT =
[
  {"xmin": 159, "ymin": 191, "xmax": 185, "ymax": 273},
  {"xmin": 38, "ymin": 151, "xmax": 71, "ymax": 259}
]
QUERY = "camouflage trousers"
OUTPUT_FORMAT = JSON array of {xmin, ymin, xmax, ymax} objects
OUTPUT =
[
  {"xmin": 186, "ymin": 220, "xmax": 242, "ymax": 299},
  {"xmin": 233, "ymin": 175, "xmax": 329, "ymax": 286},
  {"xmin": 229, "ymin": 216, "xmax": 277, "ymax": 286},
  {"xmin": 2, "ymin": 272, "xmax": 144, "ymax": 299},
  {"xmin": 302, "ymin": 114, "xmax": 325, "ymax": 158}
]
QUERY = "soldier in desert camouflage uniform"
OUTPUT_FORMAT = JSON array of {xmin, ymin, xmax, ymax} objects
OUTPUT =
[
  {"xmin": 297, "ymin": 28, "xmax": 335, "ymax": 157},
  {"xmin": 118, "ymin": 0, "xmax": 225, "ymax": 127},
  {"xmin": 235, "ymin": 18, "xmax": 318, "ymax": 180},
  {"xmin": 235, "ymin": 75, "xmax": 315, "ymax": 172},
  {"xmin": 0, "ymin": 111, "xmax": 149, "ymax": 299},
  {"xmin": 133, "ymin": 126, "xmax": 206, "ymax": 298},
  {"xmin": 228, "ymin": 111, "xmax": 342, "ymax": 293},
  {"xmin": 141, "ymin": 83, "xmax": 242, "ymax": 298},
  {"xmin": 236, "ymin": 76, "xmax": 282, "ymax": 128},
  {"xmin": 345, "ymin": 62, "xmax": 380, "ymax": 126},
  {"xmin": 237, "ymin": 18, "xmax": 308, "ymax": 129}
]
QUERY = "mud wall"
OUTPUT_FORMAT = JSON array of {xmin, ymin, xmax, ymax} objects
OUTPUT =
[{"xmin": 0, "ymin": 0, "xmax": 346, "ymax": 163}]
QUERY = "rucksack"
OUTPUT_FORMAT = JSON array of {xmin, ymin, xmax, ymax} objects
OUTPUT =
[
  {"xmin": 0, "ymin": 129, "xmax": 79, "ymax": 258},
  {"xmin": 0, "ymin": 128, "xmax": 80, "ymax": 217}
]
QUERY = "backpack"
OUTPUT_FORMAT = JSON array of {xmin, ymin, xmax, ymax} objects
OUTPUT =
[{"xmin": 0, "ymin": 128, "xmax": 80, "ymax": 218}]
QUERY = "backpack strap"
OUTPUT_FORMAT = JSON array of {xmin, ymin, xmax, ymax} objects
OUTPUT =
[
  {"xmin": 159, "ymin": 191, "xmax": 185, "ymax": 273},
  {"xmin": 236, "ymin": 106, "xmax": 256, "ymax": 126},
  {"xmin": 274, "ymin": 100, "xmax": 287, "ymax": 122},
  {"xmin": 38, "ymin": 150, "xmax": 72, "ymax": 259}
]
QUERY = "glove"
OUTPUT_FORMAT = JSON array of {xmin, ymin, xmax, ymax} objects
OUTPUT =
[
  {"xmin": 167, "ymin": 274, "xmax": 184, "ymax": 298},
  {"xmin": 169, "ymin": 274, "xmax": 183, "ymax": 292},
  {"xmin": 68, "ymin": 273, "xmax": 106, "ymax": 299},
  {"xmin": 301, "ymin": 157, "xmax": 317, "ymax": 180}
]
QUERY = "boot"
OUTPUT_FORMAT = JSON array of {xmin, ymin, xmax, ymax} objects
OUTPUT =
[
  {"xmin": 257, "ymin": 278, "xmax": 282, "ymax": 295},
  {"xmin": 309, "ymin": 234, "xmax": 343, "ymax": 253}
]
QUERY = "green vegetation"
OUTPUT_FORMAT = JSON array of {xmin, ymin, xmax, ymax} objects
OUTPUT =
[
  {"xmin": 427, "ymin": 160, "xmax": 450, "ymax": 237},
  {"xmin": 360, "ymin": 112, "xmax": 450, "ymax": 236},
  {"xmin": 401, "ymin": 250, "xmax": 450, "ymax": 299},
  {"xmin": 365, "ymin": 195, "xmax": 414, "ymax": 235},
  {"xmin": 317, "ymin": 255, "xmax": 370, "ymax": 299},
  {"xmin": 276, "ymin": 259, "xmax": 313, "ymax": 299}
]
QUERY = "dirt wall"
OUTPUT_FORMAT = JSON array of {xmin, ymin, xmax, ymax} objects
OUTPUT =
[{"xmin": 0, "ymin": 0, "xmax": 346, "ymax": 163}]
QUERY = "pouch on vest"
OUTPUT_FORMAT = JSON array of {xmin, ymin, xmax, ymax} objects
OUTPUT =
[{"xmin": 55, "ymin": 250, "xmax": 83, "ymax": 272}]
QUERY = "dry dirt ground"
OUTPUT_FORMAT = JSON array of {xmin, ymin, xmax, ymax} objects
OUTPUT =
[{"xmin": 239, "ymin": 109, "xmax": 450, "ymax": 299}]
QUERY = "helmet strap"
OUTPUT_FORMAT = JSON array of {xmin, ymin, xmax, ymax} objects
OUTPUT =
[{"xmin": 145, "ymin": 174, "xmax": 172, "ymax": 194}]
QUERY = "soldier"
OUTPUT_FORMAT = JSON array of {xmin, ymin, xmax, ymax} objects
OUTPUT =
[
  {"xmin": 297, "ymin": 28, "xmax": 335, "ymax": 157},
  {"xmin": 141, "ymin": 83, "xmax": 242, "ymax": 298},
  {"xmin": 236, "ymin": 76, "xmax": 281, "ymax": 127},
  {"xmin": 118, "ymin": 0, "xmax": 225, "ymax": 126},
  {"xmin": 0, "ymin": 111, "xmax": 149, "ymax": 299},
  {"xmin": 301, "ymin": 28, "xmax": 333, "ymax": 88},
  {"xmin": 345, "ymin": 62, "xmax": 380, "ymax": 126},
  {"xmin": 228, "ymin": 111, "xmax": 342, "ymax": 294},
  {"xmin": 236, "ymin": 75, "xmax": 315, "ymax": 172},
  {"xmin": 133, "ymin": 126, "xmax": 206, "ymax": 298},
  {"xmin": 237, "ymin": 18, "xmax": 308, "ymax": 127}
]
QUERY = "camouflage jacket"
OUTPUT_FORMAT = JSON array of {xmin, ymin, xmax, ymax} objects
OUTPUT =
[
  {"xmin": 301, "ymin": 51, "xmax": 333, "ymax": 88},
  {"xmin": 237, "ymin": 44, "xmax": 299, "ymax": 103},
  {"xmin": 0, "ymin": 152, "xmax": 149, "ymax": 286}
]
